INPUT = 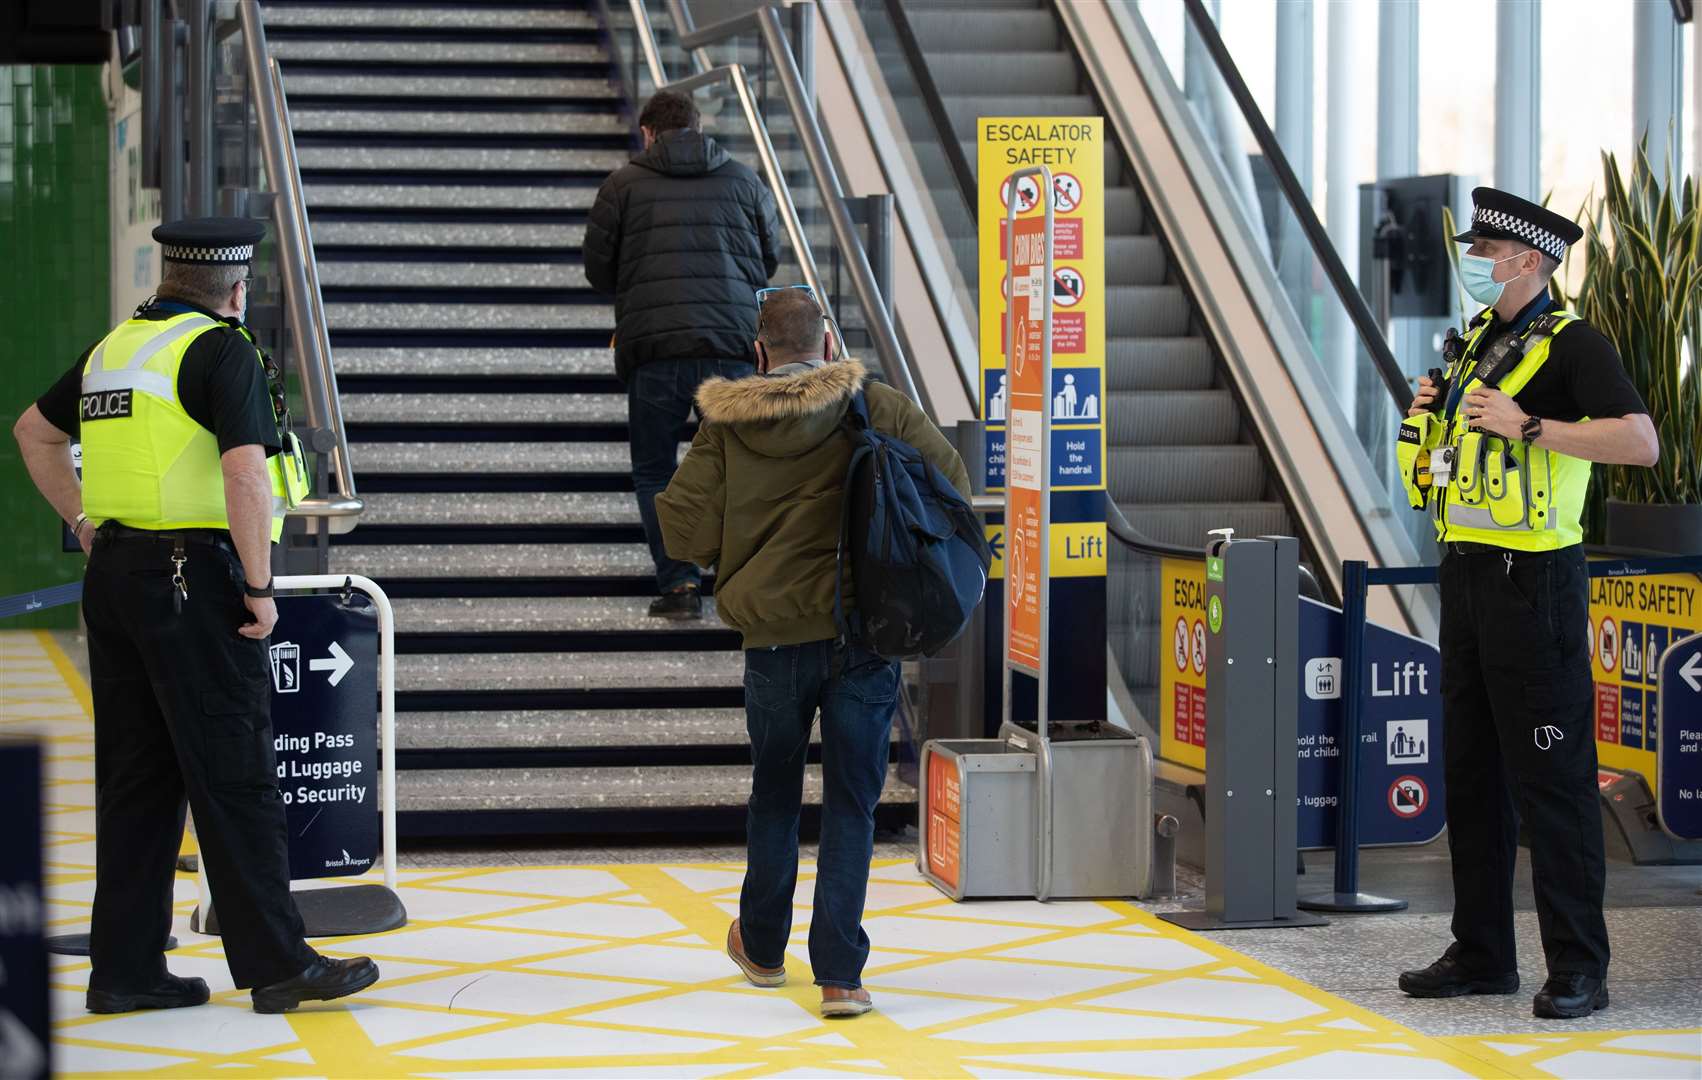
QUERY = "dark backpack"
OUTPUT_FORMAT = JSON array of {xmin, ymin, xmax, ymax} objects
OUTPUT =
[{"xmin": 833, "ymin": 391, "xmax": 991, "ymax": 660}]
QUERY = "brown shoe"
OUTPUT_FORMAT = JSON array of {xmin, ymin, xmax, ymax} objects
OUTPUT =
[
  {"xmin": 821, "ymin": 985, "xmax": 872, "ymax": 1018},
  {"xmin": 726, "ymin": 920, "xmax": 785, "ymax": 987}
]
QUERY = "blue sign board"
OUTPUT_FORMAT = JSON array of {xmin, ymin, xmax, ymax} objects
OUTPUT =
[
  {"xmin": 1297, "ymin": 598, "xmax": 1447, "ymax": 848},
  {"xmin": 984, "ymin": 428, "xmax": 1007, "ymax": 491},
  {"xmin": 1050, "ymin": 428, "xmax": 1103, "ymax": 487},
  {"xmin": 269, "ymin": 594, "xmax": 381, "ymax": 880},
  {"xmin": 0, "ymin": 744, "xmax": 48, "ymax": 1079},
  {"xmin": 1656, "ymin": 631, "xmax": 1702, "ymax": 841}
]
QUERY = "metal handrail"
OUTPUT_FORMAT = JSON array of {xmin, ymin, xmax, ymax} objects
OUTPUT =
[
  {"xmin": 1178, "ymin": 0, "xmax": 1409, "ymax": 408},
  {"xmin": 236, "ymin": 0, "xmax": 361, "ymax": 521},
  {"xmin": 880, "ymin": 0, "xmax": 977, "ymax": 221},
  {"xmin": 653, "ymin": 0, "xmax": 923, "ymax": 405}
]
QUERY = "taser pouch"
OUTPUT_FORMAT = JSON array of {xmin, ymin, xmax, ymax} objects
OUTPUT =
[
  {"xmin": 1484, "ymin": 440, "xmax": 1528, "ymax": 528},
  {"xmin": 1395, "ymin": 414, "xmax": 1440, "ymax": 510},
  {"xmin": 280, "ymin": 430, "xmax": 311, "ymax": 509}
]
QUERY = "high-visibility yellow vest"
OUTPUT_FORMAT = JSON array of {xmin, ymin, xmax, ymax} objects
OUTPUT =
[
  {"xmin": 78, "ymin": 311, "xmax": 305, "ymax": 542},
  {"xmin": 1397, "ymin": 307, "xmax": 1592, "ymax": 551}
]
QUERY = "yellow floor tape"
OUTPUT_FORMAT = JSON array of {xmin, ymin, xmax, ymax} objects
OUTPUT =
[{"xmin": 5, "ymin": 629, "xmax": 1697, "ymax": 1079}]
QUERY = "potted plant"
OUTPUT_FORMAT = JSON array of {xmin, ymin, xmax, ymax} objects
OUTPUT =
[{"xmin": 1555, "ymin": 148, "xmax": 1701, "ymax": 553}]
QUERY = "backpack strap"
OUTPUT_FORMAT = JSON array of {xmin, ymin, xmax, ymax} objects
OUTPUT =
[{"xmin": 832, "ymin": 441, "xmax": 873, "ymax": 648}]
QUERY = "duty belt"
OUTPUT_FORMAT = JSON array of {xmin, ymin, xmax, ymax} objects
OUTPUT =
[
  {"xmin": 1447, "ymin": 540, "xmax": 1546, "ymax": 557},
  {"xmin": 97, "ymin": 521, "xmax": 234, "ymax": 551}
]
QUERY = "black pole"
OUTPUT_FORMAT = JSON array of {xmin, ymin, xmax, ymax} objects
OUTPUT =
[{"xmin": 1299, "ymin": 560, "xmax": 1407, "ymax": 913}]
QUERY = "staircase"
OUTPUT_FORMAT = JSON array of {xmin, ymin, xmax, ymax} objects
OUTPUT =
[{"xmin": 267, "ymin": 0, "xmax": 904, "ymax": 837}]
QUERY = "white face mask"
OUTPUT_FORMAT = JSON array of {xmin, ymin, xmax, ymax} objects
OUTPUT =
[{"xmin": 1458, "ymin": 249, "xmax": 1528, "ymax": 306}]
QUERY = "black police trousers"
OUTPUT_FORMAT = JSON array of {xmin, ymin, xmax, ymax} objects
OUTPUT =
[
  {"xmin": 83, "ymin": 529, "xmax": 316, "ymax": 992},
  {"xmin": 1439, "ymin": 543, "xmax": 1609, "ymax": 979}
]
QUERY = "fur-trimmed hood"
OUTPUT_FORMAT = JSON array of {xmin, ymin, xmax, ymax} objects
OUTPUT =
[{"xmin": 694, "ymin": 359, "xmax": 867, "ymax": 459}]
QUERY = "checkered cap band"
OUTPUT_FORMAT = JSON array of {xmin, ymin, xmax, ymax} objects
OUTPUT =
[
  {"xmin": 160, "ymin": 243, "xmax": 255, "ymax": 265},
  {"xmin": 1472, "ymin": 207, "xmax": 1567, "ymax": 262}
]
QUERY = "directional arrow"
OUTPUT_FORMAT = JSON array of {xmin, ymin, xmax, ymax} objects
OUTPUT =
[
  {"xmin": 989, "ymin": 531, "xmax": 1005, "ymax": 561},
  {"xmin": 309, "ymin": 641, "xmax": 354, "ymax": 687},
  {"xmin": 1681, "ymin": 650, "xmax": 1702, "ymax": 694}
]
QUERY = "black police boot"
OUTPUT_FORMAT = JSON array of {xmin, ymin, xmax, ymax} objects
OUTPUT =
[
  {"xmin": 251, "ymin": 956, "xmax": 379, "ymax": 1014},
  {"xmin": 86, "ymin": 973, "xmax": 210, "ymax": 1014},
  {"xmin": 1533, "ymin": 973, "xmax": 1608, "ymax": 1020},
  {"xmin": 1398, "ymin": 945, "xmax": 1520, "ymax": 998},
  {"xmin": 648, "ymin": 585, "xmax": 702, "ymax": 620}
]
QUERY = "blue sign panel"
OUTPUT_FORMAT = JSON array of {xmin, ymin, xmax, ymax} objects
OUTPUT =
[
  {"xmin": 1050, "ymin": 368, "xmax": 1101, "ymax": 422},
  {"xmin": 1051, "ymin": 428, "xmax": 1102, "ymax": 487},
  {"xmin": 1656, "ymin": 631, "xmax": 1702, "ymax": 841},
  {"xmin": 1647, "ymin": 624, "xmax": 1668, "ymax": 752},
  {"xmin": 0, "ymin": 744, "xmax": 48, "ymax": 1079},
  {"xmin": 269, "ymin": 594, "xmax": 381, "ymax": 880},
  {"xmin": 1297, "ymin": 598, "xmax": 1447, "ymax": 848},
  {"xmin": 984, "ymin": 428, "xmax": 1007, "ymax": 491}
]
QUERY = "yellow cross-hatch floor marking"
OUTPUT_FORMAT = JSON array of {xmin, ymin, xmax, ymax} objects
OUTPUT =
[{"xmin": 4, "ymin": 630, "xmax": 1696, "ymax": 1079}]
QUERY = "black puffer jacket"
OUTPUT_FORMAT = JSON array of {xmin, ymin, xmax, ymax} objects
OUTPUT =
[{"xmin": 584, "ymin": 130, "xmax": 781, "ymax": 382}]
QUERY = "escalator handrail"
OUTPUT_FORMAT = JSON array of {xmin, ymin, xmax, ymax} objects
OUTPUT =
[
  {"xmin": 880, "ymin": 0, "xmax": 978, "ymax": 222},
  {"xmin": 1177, "ymin": 0, "xmax": 1409, "ymax": 409}
]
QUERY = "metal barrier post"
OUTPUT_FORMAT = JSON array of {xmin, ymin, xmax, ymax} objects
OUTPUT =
[{"xmin": 1299, "ymin": 561, "xmax": 1407, "ymax": 911}]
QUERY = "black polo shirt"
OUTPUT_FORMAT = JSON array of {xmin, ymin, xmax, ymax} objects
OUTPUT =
[
  {"xmin": 36, "ymin": 299, "xmax": 281, "ymax": 456},
  {"xmin": 1455, "ymin": 293, "xmax": 1648, "ymax": 425}
]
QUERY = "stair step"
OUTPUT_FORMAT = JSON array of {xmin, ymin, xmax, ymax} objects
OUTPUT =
[
  {"xmin": 312, "ymin": 221, "xmax": 587, "ymax": 249},
  {"xmin": 1105, "ymin": 339, "xmax": 1214, "ymax": 391},
  {"xmin": 272, "ymin": 41, "xmax": 606, "ymax": 65},
  {"xmin": 922, "ymin": 51, "xmax": 1079, "ymax": 97},
  {"xmin": 324, "ymin": 302, "xmax": 612, "ymax": 332},
  {"xmin": 284, "ymin": 74, "xmax": 618, "ymax": 100},
  {"xmin": 340, "ymin": 392, "xmax": 625, "ymax": 426},
  {"xmin": 318, "ymin": 262, "xmax": 590, "ymax": 290},
  {"xmin": 361, "ymin": 492, "xmax": 638, "ymax": 527},
  {"xmin": 265, "ymin": 6, "xmax": 598, "ymax": 31},
  {"xmin": 396, "ymin": 708, "xmax": 750, "ymax": 751},
  {"xmin": 1107, "ymin": 390, "xmax": 1240, "ymax": 446},
  {"xmin": 291, "ymin": 108, "xmax": 625, "ymax": 137},
  {"xmin": 305, "ymin": 183, "xmax": 597, "ymax": 211},
  {"xmin": 1107, "ymin": 446, "xmax": 1267, "ymax": 503},
  {"xmin": 397, "ymin": 764, "xmax": 910, "ymax": 813},
  {"xmin": 329, "ymin": 543, "xmax": 653, "ymax": 580},
  {"xmin": 1106, "ymin": 286, "xmax": 1189, "ymax": 338},
  {"xmin": 1106, "ymin": 235, "xmax": 1167, "ymax": 286},
  {"xmin": 397, "ymin": 650, "xmax": 744, "ymax": 693},
  {"xmin": 350, "ymin": 442, "xmax": 633, "ymax": 475},
  {"xmin": 391, "ymin": 596, "xmax": 722, "ymax": 635},
  {"xmin": 909, "ymin": 10, "xmax": 1061, "ymax": 52},
  {"xmin": 295, "ymin": 146, "xmax": 627, "ymax": 173},
  {"xmin": 334, "ymin": 347, "xmax": 612, "ymax": 377}
]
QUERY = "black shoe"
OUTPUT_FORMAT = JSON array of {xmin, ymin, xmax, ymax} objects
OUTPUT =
[
  {"xmin": 648, "ymin": 586, "xmax": 702, "ymax": 620},
  {"xmin": 251, "ymin": 956, "xmax": 379, "ymax": 1014},
  {"xmin": 1398, "ymin": 949, "xmax": 1520, "ymax": 998},
  {"xmin": 1533, "ymin": 973, "xmax": 1608, "ymax": 1020},
  {"xmin": 86, "ymin": 973, "xmax": 210, "ymax": 1014}
]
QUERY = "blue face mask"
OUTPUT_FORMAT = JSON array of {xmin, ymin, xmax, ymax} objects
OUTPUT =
[{"xmin": 1457, "ymin": 250, "xmax": 1525, "ymax": 306}]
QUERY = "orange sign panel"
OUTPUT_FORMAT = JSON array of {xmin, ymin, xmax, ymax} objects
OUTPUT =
[
  {"xmin": 1005, "ymin": 213, "xmax": 1047, "ymax": 672},
  {"xmin": 925, "ymin": 752, "xmax": 962, "ymax": 889}
]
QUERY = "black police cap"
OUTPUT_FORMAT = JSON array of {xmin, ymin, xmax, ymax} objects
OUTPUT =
[
  {"xmin": 152, "ymin": 217, "xmax": 266, "ymax": 266},
  {"xmin": 1451, "ymin": 187, "xmax": 1583, "ymax": 263}
]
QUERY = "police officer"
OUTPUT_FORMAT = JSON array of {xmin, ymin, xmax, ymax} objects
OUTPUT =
[
  {"xmin": 11, "ymin": 218, "xmax": 379, "ymax": 1015},
  {"xmin": 1395, "ymin": 190, "xmax": 1659, "ymax": 1019}
]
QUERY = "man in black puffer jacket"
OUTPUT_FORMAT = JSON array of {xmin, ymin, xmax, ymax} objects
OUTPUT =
[{"xmin": 585, "ymin": 90, "xmax": 781, "ymax": 620}]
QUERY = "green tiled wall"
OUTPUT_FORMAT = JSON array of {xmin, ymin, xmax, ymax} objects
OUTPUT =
[{"xmin": 0, "ymin": 66, "xmax": 111, "ymax": 629}]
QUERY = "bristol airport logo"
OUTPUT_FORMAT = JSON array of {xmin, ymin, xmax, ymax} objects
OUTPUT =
[{"xmin": 324, "ymin": 848, "xmax": 373, "ymax": 871}]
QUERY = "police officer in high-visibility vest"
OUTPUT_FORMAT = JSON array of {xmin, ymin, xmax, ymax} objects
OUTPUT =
[
  {"xmin": 1394, "ymin": 189, "xmax": 1659, "ymax": 1020},
  {"xmin": 11, "ymin": 218, "xmax": 379, "ymax": 1015}
]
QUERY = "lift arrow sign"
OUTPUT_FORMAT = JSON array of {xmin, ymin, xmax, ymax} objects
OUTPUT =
[
  {"xmin": 1681, "ymin": 651, "xmax": 1702, "ymax": 694},
  {"xmin": 309, "ymin": 641, "xmax": 354, "ymax": 687}
]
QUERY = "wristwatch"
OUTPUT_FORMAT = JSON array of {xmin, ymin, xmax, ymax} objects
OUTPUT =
[
  {"xmin": 1520, "ymin": 414, "xmax": 1543, "ymax": 443},
  {"xmin": 244, "ymin": 579, "xmax": 275, "ymax": 599}
]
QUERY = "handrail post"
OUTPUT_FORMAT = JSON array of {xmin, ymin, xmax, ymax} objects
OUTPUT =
[
  {"xmin": 1298, "ymin": 559, "xmax": 1408, "ymax": 913},
  {"xmin": 186, "ymin": 0, "xmax": 214, "ymax": 217},
  {"xmin": 160, "ymin": 17, "xmax": 186, "ymax": 223},
  {"xmin": 141, "ymin": 0, "xmax": 163, "ymax": 190},
  {"xmin": 755, "ymin": 4, "xmax": 918, "ymax": 404}
]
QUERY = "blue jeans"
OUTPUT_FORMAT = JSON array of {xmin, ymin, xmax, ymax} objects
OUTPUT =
[
  {"xmin": 628, "ymin": 358, "xmax": 754, "ymax": 591},
  {"xmin": 740, "ymin": 640, "xmax": 898, "ymax": 989}
]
